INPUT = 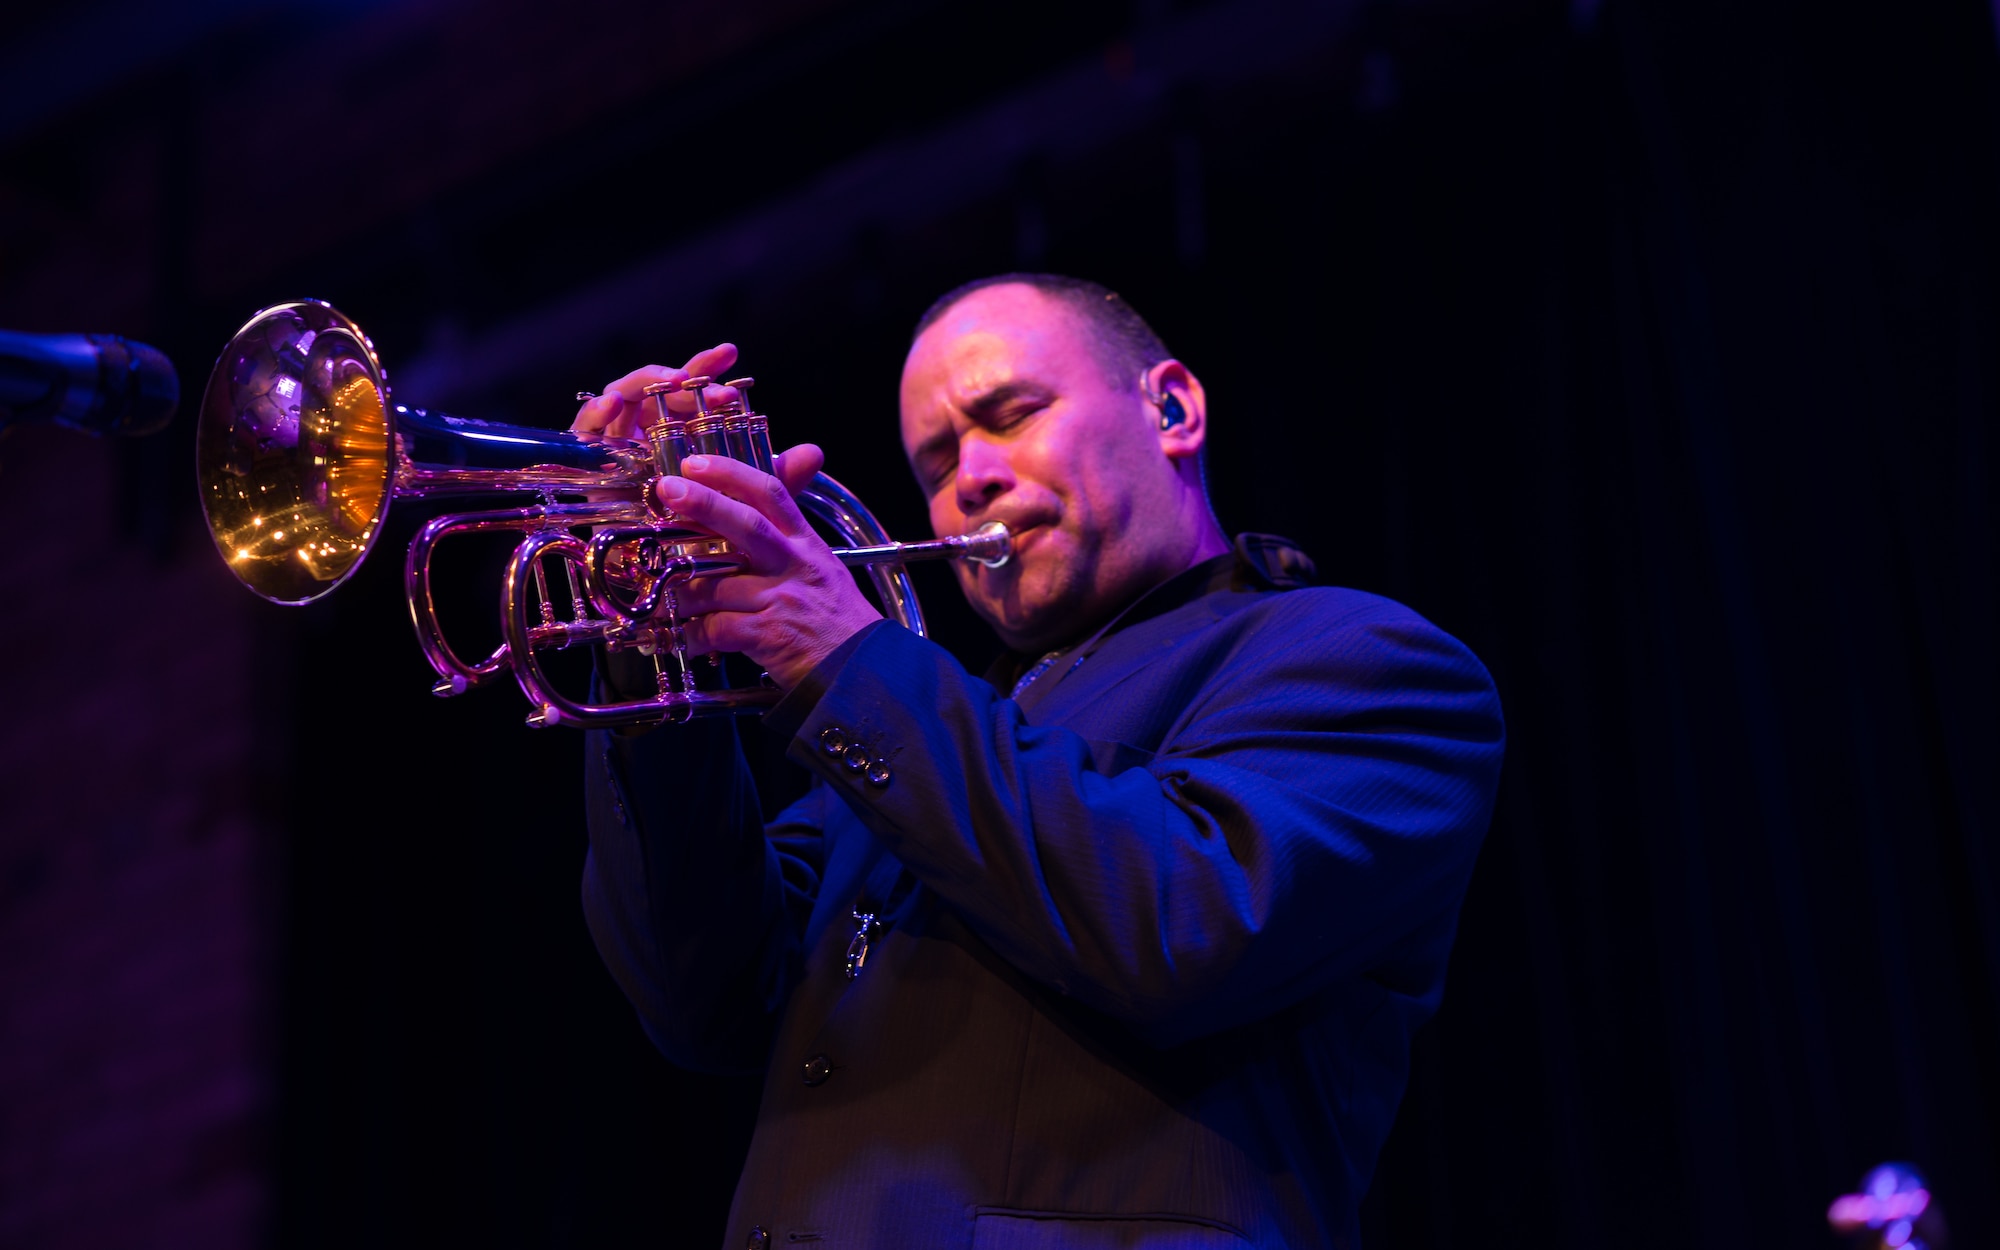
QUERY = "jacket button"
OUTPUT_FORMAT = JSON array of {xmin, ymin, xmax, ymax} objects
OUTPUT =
[
  {"xmin": 865, "ymin": 759, "xmax": 891, "ymax": 788},
  {"xmin": 802, "ymin": 1053, "xmax": 833, "ymax": 1086},
  {"xmin": 818, "ymin": 727, "xmax": 847, "ymax": 756},
  {"xmin": 842, "ymin": 744, "xmax": 870, "ymax": 772},
  {"xmin": 745, "ymin": 1227, "xmax": 770, "ymax": 1249}
]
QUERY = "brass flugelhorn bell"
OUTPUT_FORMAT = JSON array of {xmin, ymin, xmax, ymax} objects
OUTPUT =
[{"xmin": 195, "ymin": 299, "xmax": 1009, "ymax": 728}]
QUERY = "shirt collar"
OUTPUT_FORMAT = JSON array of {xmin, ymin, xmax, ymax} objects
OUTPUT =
[{"xmin": 988, "ymin": 532, "xmax": 1316, "ymax": 695}]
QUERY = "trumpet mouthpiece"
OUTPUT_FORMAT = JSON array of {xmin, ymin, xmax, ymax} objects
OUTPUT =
[{"xmin": 962, "ymin": 520, "xmax": 1011, "ymax": 568}]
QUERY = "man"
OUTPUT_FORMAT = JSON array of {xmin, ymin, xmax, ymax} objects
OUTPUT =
[{"xmin": 571, "ymin": 275, "xmax": 1503, "ymax": 1248}]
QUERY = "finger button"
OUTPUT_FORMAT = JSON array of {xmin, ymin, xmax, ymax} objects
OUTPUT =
[
  {"xmin": 819, "ymin": 727, "xmax": 848, "ymax": 757},
  {"xmin": 843, "ymin": 744, "xmax": 870, "ymax": 773},
  {"xmin": 865, "ymin": 760, "xmax": 891, "ymax": 788}
]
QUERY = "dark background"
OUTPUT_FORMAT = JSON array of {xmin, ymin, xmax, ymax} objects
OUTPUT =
[{"xmin": 1, "ymin": 0, "xmax": 1996, "ymax": 1246}]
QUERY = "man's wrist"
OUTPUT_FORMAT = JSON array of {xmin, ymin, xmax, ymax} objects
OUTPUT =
[{"xmin": 763, "ymin": 618, "xmax": 890, "ymax": 743}]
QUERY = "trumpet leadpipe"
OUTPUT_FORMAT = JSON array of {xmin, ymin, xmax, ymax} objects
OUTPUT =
[{"xmin": 833, "ymin": 521, "xmax": 1011, "ymax": 569}]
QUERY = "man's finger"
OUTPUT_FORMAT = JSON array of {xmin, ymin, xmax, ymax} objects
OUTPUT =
[
  {"xmin": 772, "ymin": 444, "xmax": 825, "ymax": 496},
  {"xmin": 608, "ymin": 402, "xmax": 648, "ymax": 441},
  {"xmin": 680, "ymin": 453, "xmax": 812, "ymax": 537},
  {"xmin": 647, "ymin": 346, "xmax": 740, "ymax": 418},
  {"xmin": 654, "ymin": 473, "xmax": 791, "ymax": 565},
  {"xmin": 684, "ymin": 343, "xmax": 738, "ymax": 381},
  {"xmin": 602, "ymin": 364, "xmax": 683, "ymax": 405},
  {"xmin": 571, "ymin": 392, "xmax": 625, "ymax": 435},
  {"xmin": 575, "ymin": 347, "xmax": 740, "ymax": 434},
  {"xmin": 674, "ymin": 610, "xmax": 753, "ymax": 662},
  {"xmin": 658, "ymin": 576, "xmax": 746, "ymax": 622}
]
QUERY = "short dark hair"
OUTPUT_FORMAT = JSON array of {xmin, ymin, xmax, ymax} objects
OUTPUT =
[{"xmin": 912, "ymin": 273, "xmax": 1171, "ymax": 391}]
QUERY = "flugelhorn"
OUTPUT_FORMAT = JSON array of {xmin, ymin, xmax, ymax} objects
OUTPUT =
[{"xmin": 195, "ymin": 300, "xmax": 1009, "ymax": 728}]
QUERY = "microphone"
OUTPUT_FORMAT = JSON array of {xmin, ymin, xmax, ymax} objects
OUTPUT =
[{"xmin": 0, "ymin": 328, "xmax": 180, "ymax": 437}]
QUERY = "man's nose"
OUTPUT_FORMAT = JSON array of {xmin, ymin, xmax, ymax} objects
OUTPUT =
[{"xmin": 954, "ymin": 438, "xmax": 1013, "ymax": 512}]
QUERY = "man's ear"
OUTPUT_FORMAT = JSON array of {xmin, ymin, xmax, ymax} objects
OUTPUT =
[{"xmin": 1144, "ymin": 359, "xmax": 1208, "ymax": 461}]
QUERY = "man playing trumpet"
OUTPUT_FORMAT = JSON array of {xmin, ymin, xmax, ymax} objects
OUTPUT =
[{"xmin": 570, "ymin": 274, "xmax": 1503, "ymax": 1249}]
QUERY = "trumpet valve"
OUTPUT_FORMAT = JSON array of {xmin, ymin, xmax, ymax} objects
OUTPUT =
[
  {"xmin": 640, "ymin": 384, "xmax": 693, "ymax": 481},
  {"xmin": 718, "ymin": 400, "xmax": 754, "ymax": 462},
  {"xmin": 686, "ymin": 410, "xmax": 728, "ymax": 458},
  {"xmin": 725, "ymin": 378, "xmax": 774, "ymax": 473},
  {"xmin": 682, "ymin": 375, "xmax": 714, "ymax": 419}
]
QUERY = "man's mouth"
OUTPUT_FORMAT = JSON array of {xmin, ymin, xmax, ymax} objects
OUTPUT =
[
  {"xmin": 986, "ymin": 514, "xmax": 1050, "ymax": 547},
  {"xmin": 987, "ymin": 521, "xmax": 1046, "ymax": 567}
]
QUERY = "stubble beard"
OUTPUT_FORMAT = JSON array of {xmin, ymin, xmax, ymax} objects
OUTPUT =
[{"xmin": 959, "ymin": 531, "xmax": 1106, "ymax": 655}]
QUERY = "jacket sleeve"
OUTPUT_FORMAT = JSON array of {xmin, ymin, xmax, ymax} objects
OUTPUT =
[
  {"xmin": 781, "ymin": 591, "xmax": 1505, "ymax": 1047},
  {"xmin": 580, "ymin": 713, "xmax": 829, "ymax": 1073}
]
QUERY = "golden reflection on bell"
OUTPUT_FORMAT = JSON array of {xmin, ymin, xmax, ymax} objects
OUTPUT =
[{"xmin": 195, "ymin": 301, "xmax": 394, "ymax": 604}]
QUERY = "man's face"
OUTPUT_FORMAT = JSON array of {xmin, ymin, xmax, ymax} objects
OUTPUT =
[{"xmin": 898, "ymin": 284, "xmax": 1189, "ymax": 654}]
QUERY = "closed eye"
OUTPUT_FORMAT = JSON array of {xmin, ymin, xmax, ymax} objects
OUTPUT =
[
  {"xmin": 918, "ymin": 452, "xmax": 957, "ymax": 493},
  {"xmin": 990, "ymin": 401, "xmax": 1047, "ymax": 432},
  {"xmin": 911, "ymin": 384, "xmax": 1054, "ymax": 492},
  {"xmin": 916, "ymin": 407, "xmax": 1040, "ymax": 493}
]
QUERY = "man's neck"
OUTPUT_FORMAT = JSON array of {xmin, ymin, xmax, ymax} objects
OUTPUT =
[{"xmin": 1183, "ymin": 521, "xmax": 1232, "ymax": 569}]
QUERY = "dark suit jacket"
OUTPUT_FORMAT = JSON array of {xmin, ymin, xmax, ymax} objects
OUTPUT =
[{"xmin": 582, "ymin": 540, "xmax": 1504, "ymax": 1249}]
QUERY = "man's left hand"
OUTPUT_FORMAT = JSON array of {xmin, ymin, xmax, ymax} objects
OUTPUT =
[{"xmin": 656, "ymin": 445, "xmax": 884, "ymax": 691}]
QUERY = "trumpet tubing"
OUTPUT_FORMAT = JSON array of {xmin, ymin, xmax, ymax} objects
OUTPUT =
[{"xmin": 196, "ymin": 300, "xmax": 1009, "ymax": 729}]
